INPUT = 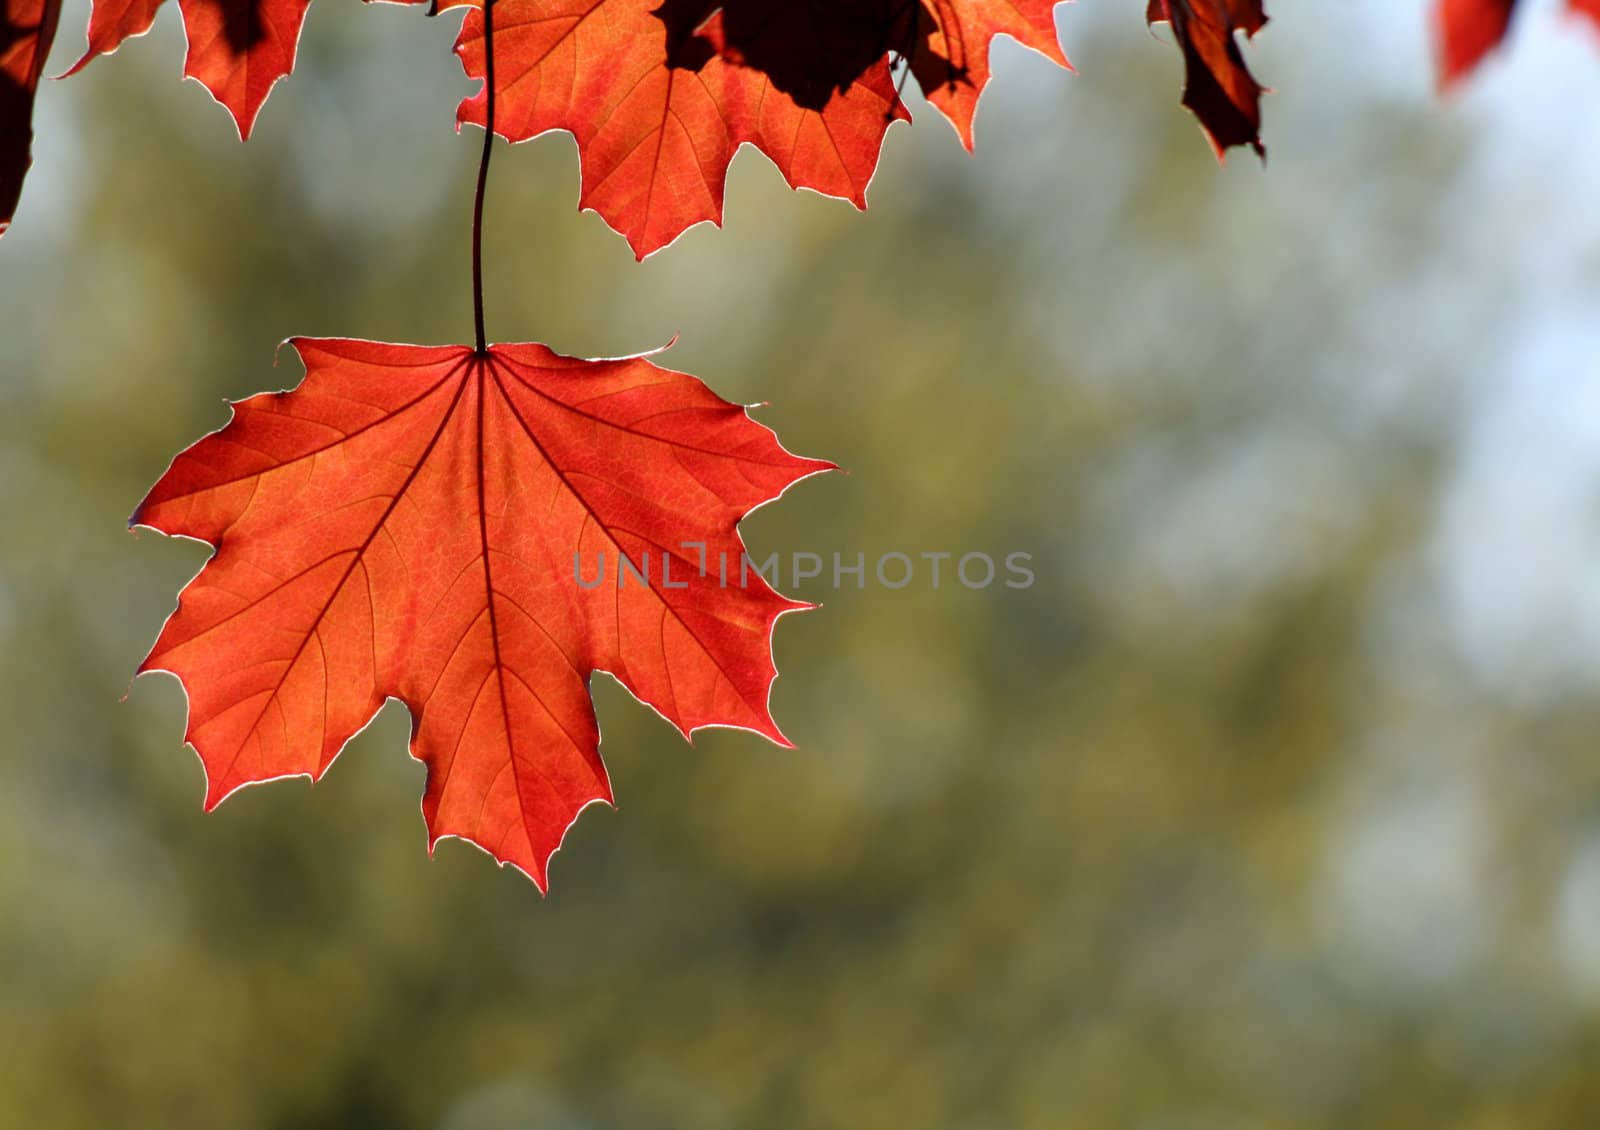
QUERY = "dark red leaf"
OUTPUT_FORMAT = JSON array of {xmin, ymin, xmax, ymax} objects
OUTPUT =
[
  {"xmin": 1147, "ymin": 0, "xmax": 1267, "ymax": 159},
  {"xmin": 0, "ymin": 0, "xmax": 60, "ymax": 234}
]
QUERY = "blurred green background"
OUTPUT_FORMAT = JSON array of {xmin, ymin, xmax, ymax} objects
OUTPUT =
[{"xmin": 6, "ymin": 2, "xmax": 1600, "ymax": 1127}]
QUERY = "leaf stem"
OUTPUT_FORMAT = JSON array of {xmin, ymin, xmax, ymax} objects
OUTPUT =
[{"xmin": 471, "ymin": 0, "xmax": 497, "ymax": 354}]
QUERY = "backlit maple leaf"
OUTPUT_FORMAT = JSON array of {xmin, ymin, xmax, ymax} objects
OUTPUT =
[
  {"xmin": 64, "ymin": 0, "xmax": 314, "ymax": 138},
  {"xmin": 134, "ymin": 337, "xmax": 831, "ymax": 889},
  {"xmin": 907, "ymin": 0, "xmax": 1069, "ymax": 148}
]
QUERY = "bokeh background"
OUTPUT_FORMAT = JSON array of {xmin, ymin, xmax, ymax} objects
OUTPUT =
[{"xmin": 5, "ymin": 1, "xmax": 1600, "ymax": 1126}]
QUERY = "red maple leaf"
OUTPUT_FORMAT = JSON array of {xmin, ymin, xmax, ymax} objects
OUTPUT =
[
  {"xmin": 1146, "ymin": 0, "xmax": 1267, "ymax": 159},
  {"xmin": 63, "ymin": 0, "xmax": 314, "ymax": 138},
  {"xmin": 1436, "ymin": 0, "xmax": 1516, "ymax": 88},
  {"xmin": 907, "ymin": 0, "xmax": 1069, "ymax": 148},
  {"xmin": 133, "ymin": 337, "xmax": 831, "ymax": 888},
  {"xmin": 0, "ymin": 0, "xmax": 60, "ymax": 233},
  {"xmin": 455, "ymin": 0, "xmax": 1070, "ymax": 257},
  {"xmin": 1436, "ymin": 0, "xmax": 1599, "ymax": 87}
]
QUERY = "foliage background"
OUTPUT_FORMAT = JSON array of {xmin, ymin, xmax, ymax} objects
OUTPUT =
[{"xmin": 5, "ymin": 2, "xmax": 1600, "ymax": 1127}]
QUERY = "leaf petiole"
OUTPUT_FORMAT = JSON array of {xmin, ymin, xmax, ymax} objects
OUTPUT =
[{"xmin": 470, "ymin": 0, "xmax": 497, "ymax": 354}]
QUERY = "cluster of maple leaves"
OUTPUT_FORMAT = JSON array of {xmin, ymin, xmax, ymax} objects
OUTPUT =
[
  {"xmin": 2, "ymin": 0, "xmax": 1595, "ymax": 889},
  {"xmin": 3, "ymin": 0, "xmax": 1596, "ymax": 248}
]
